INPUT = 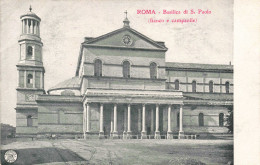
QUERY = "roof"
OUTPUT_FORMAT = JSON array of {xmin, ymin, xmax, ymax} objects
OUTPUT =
[
  {"xmin": 82, "ymin": 27, "xmax": 167, "ymax": 49},
  {"xmin": 166, "ymin": 62, "xmax": 233, "ymax": 71},
  {"xmin": 184, "ymin": 93, "xmax": 233, "ymax": 101},
  {"xmin": 20, "ymin": 11, "xmax": 41, "ymax": 21},
  {"xmin": 48, "ymin": 77, "xmax": 81, "ymax": 92}
]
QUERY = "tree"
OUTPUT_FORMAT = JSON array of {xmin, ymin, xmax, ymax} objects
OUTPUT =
[{"xmin": 226, "ymin": 106, "xmax": 233, "ymax": 134}]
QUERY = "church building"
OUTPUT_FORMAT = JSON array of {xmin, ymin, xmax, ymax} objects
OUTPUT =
[{"xmin": 15, "ymin": 8, "xmax": 233, "ymax": 139}]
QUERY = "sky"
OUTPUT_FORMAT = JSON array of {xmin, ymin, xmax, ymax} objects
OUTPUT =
[{"xmin": 0, "ymin": 0, "xmax": 233, "ymax": 126}]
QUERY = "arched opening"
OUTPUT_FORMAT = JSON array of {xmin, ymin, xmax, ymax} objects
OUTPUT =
[
  {"xmin": 94, "ymin": 59, "xmax": 102, "ymax": 77},
  {"xmin": 27, "ymin": 46, "xmax": 33, "ymax": 59},
  {"xmin": 123, "ymin": 61, "xmax": 130, "ymax": 78},
  {"xmin": 209, "ymin": 81, "xmax": 214, "ymax": 93},
  {"xmin": 150, "ymin": 62, "xmax": 157, "ymax": 79},
  {"xmin": 27, "ymin": 74, "xmax": 33, "ymax": 88},
  {"xmin": 219, "ymin": 113, "xmax": 224, "ymax": 127},
  {"xmin": 225, "ymin": 81, "xmax": 230, "ymax": 93},
  {"xmin": 192, "ymin": 80, "xmax": 197, "ymax": 92},
  {"xmin": 175, "ymin": 80, "xmax": 179, "ymax": 90},
  {"xmin": 27, "ymin": 115, "xmax": 33, "ymax": 127},
  {"xmin": 199, "ymin": 113, "xmax": 204, "ymax": 126}
]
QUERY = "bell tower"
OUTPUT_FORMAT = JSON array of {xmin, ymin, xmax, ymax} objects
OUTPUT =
[{"xmin": 16, "ymin": 6, "xmax": 44, "ymax": 137}]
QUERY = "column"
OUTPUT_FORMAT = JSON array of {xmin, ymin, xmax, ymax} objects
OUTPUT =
[
  {"xmin": 167, "ymin": 105, "xmax": 173, "ymax": 139},
  {"xmin": 113, "ymin": 104, "xmax": 118, "ymax": 138},
  {"xmin": 86, "ymin": 103, "xmax": 90, "ymax": 133},
  {"xmin": 110, "ymin": 109, "xmax": 114, "ymax": 137},
  {"xmin": 38, "ymin": 22, "xmax": 40, "ymax": 35},
  {"xmin": 24, "ymin": 20, "xmax": 27, "ymax": 34},
  {"xmin": 138, "ymin": 108, "xmax": 141, "ymax": 132},
  {"xmin": 22, "ymin": 20, "xmax": 24, "ymax": 34},
  {"xmin": 99, "ymin": 103, "xmax": 104, "ymax": 138},
  {"xmin": 141, "ymin": 104, "xmax": 147, "ymax": 139},
  {"xmin": 155, "ymin": 104, "xmax": 160, "ymax": 139},
  {"xmin": 178, "ymin": 104, "xmax": 184, "ymax": 139},
  {"xmin": 40, "ymin": 72, "xmax": 43, "ymax": 89},
  {"xmin": 150, "ymin": 108, "xmax": 154, "ymax": 135},
  {"xmin": 33, "ymin": 71, "xmax": 36, "ymax": 88},
  {"xmin": 123, "ymin": 107, "xmax": 127, "ymax": 139},
  {"xmin": 83, "ymin": 103, "xmax": 86, "ymax": 139},
  {"xmin": 26, "ymin": 19, "xmax": 29, "ymax": 34},
  {"xmin": 24, "ymin": 71, "xmax": 27, "ymax": 88},
  {"xmin": 26, "ymin": 19, "xmax": 30, "ymax": 34},
  {"xmin": 30, "ymin": 20, "xmax": 33, "ymax": 34},
  {"xmin": 127, "ymin": 104, "xmax": 132, "ymax": 138},
  {"xmin": 33, "ymin": 21, "xmax": 36, "ymax": 34}
]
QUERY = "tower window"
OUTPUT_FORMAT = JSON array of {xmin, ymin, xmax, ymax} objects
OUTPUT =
[
  {"xmin": 150, "ymin": 62, "xmax": 157, "ymax": 79},
  {"xmin": 219, "ymin": 113, "xmax": 224, "ymax": 127},
  {"xmin": 94, "ymin": 59, "xmax": 102, "ymax": 77},
  {"xmin": 27, "ymin": 115, "xmax": 33, "ymax": 127},
  {"xmin": 27, "ymin": 46, "xmax": 33, "ymax": 59},
  {"xmin": 209, "ymin": 81, "xmax": 214, "ymax": 93},
  {"xmin": 27, "ymin": 74, "xmax": 33, "ymax": 88},
  {"xmin": 192, "ymin": 80, "xmax": 197, "ymax": 92},
  {"xmin": 225, "ymin": 81, "xmax": 230, "ymax": 93},
  {"xmin": 177, "ymin": 112, "xmax": 180, "ymax": 128},
  {"xmin": 123, "ymin": 61, "xmax": 130, "ymax": 78},
  {"xmin": 199, "ymin": 113, "xmax": 204, "ymax": 126},
  {"xmin": 175, "ymin": 80, "xmax": 179, "ymax": 90}
]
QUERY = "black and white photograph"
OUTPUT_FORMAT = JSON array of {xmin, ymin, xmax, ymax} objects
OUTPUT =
[{"xmin": 0, "ymin": 0, "xmax": 259, "ymax": 164}]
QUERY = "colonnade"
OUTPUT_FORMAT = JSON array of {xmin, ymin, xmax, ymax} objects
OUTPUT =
[
  {"xmin": 84, "ymin": 103, "xmax": 184, "ymax": 139},
  {"xmin": 22, "ymin": 19, "xmax": 40, "ymax": 35}
]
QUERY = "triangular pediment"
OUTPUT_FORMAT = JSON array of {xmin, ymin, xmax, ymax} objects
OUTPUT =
[{"xmin": 83, "ymin": 27, "xmax": 167, "ymax": 50}]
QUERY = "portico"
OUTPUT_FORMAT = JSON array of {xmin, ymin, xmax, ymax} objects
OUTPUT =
[{"xmin": 82, "ymin": 88, "xmax": 184, "ymax": 139}]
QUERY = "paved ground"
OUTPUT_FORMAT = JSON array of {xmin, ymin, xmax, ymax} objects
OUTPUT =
[{"xmin": 1, "ymin": 139, "xmax": 233, "ymax": 165}]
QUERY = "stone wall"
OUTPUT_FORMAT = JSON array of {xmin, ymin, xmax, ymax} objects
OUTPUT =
[
  {"xmin": 37, "ymin": 102, "xmax": 83, "ymax": 136},
  {"xmin": 167, "ymin": 70, "xmax": 233, "ymax": 93},
  {"xmin": 16, "ymin": 109, "xmax": 38, "ymax": 136}
]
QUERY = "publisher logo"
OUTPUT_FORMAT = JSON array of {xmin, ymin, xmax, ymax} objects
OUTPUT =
[{"xmin": 4, "ymin": 150, "xmax": 17, "ymax": 163}]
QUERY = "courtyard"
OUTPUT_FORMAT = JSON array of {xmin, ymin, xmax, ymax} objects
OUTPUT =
[{"xmin": 1, "ymin": 139, "xmax": 233, "ymax": 165}]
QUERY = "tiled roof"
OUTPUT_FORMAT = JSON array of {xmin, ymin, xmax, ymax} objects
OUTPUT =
[
  {"xmin": 48, "ymin": 77, "xmax": 81, "ymax": 91},
  {"xmin": 166, "ymin": 62, "xmax": 233, "ymax": 70}
]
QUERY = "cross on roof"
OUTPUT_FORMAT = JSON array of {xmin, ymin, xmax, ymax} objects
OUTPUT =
[
  {"xmin": 29, "ymin": 5, "xmax": 32, "ymax": 12},
  {"xmin": 124, "ymin": 10, "xmax": 128, "ymax": 18}
]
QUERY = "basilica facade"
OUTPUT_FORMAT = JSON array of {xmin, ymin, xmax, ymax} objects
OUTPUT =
[{"xmin": 16, "ymin": 9, "xmax": 233, "ymax": 139}]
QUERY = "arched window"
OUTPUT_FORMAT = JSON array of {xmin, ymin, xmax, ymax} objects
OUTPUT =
[
  {"xmin": 27, "ymin": 74, "xmax": 33, "ymax": 88},
  {"xmin": 94, "ymin": 59, "xmax": 102, "ymax": 77},
  {"xmin": 27, "ymin": 115, "xmax": 33, "ymax": 127},
  {"xmin": 150, "ymin": 62, "xmax": 157, "ymax": 79},
  {"xmin": 175, "ymin": 80, "xmax": 179, "ymax": 90},
  {"xmin": 27, "ymin": 46, "xmax": 33, "ymax": 59},
  {"xmin": 123, "ymin": 61, "xmax": 130, "ymax": 78},
  {"xmin": 199, "ymin": 113, "xmax": 204, "ymax": 126},
  {"xmin": 192, "ymin": 80, "xmax": 197, "ymax": 92},
  {"xmin": 209, "ymin": 81, "xmax": 214, "ymax": 93},
  {"xmin": 225, "ymin": 81, "xmax": 230, "ymax": 93},
  {"xmin": 177, "ymin": 112, "xmax": 180, "ymax": 128},
  {"xmin": 219, "ymin": 113, "xmax": 224, "ymax": 127}
]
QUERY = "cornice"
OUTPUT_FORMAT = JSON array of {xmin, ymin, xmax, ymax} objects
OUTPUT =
[{"xmin": 82, "ymin": 44, "xmax": 167, "ymax": 52}]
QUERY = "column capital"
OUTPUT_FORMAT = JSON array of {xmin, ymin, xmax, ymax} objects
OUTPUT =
[
  {"xmin": 142, "ymin": 103, "xmax": 146, "ymax": 107},
  {"xmin": 100, "ymin": 103, "xmax": 104, "ymax": 106}
]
